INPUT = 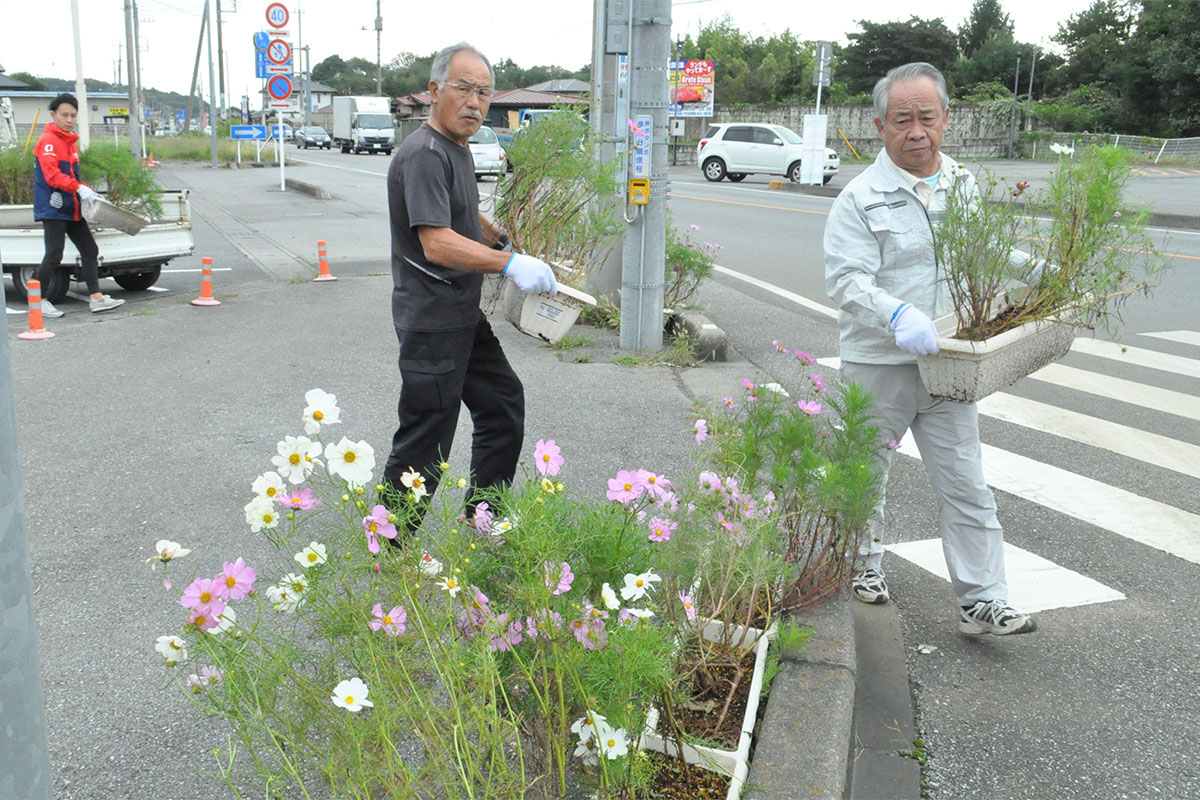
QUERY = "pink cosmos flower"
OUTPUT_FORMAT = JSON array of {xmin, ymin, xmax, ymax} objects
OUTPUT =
[
  {"xmin": 678, "ymin": 591, "xmax": 697, "ymax": 622},
  {"xmin": 369, "ymin": 602, "xmax": 407, "ymax": 635},
  {"xmin": 798, "ymin": 400, "xmax": 823, "ymax": 415},
  {"xmin": 189, "ymin": 601, "xmax": 225, "ymax": 631},
  {"xmin": 473, "ymin": 501, "xmax": 493, "ymax": 533},
  {"xmin": 545, "ymin": 561, "xmax": 574, "ymax": 595},
  {"xmin": 362, "ymin": 505, "xmax": 397, "ymax": 554},
  {"xmin": 809, "ymin": 373, "xmax": 828, "ymax": 393},
  {"xmin": 617, "ymin": 608, "xmax": 636, "ymax": 627},
  {"xmin": 214, "ymin": 557, "xmax": 257, "ymax": 601},
  {"xmin": 722, "ymin": 394, "xmax": 736, "ymax": 410},
  {"xmin": 572, "ymin": 617, "xmax": 607, "ymax": 649},
  {"xmin": 772, "ymin": 339, "xmax": 789, "ymax": 354},
  {"xmin": 534, "ymin": 438, "xmax": 565, "ymax": 477},
  {"xmin": 742, "ymin": 378, "xmax": 755, "ymax": 390},
  {"xmin": 656, "ymin": 490, "xmax": 681, "ymax": 512},
  {"xmin": 276, "ymin": 488, "xmax": 320, "ymax": 510},
  {"xmin": 489, "ymin": 613, "xmax": 524, "ymax": 651},
  {"xmin": 647, "ymin": 516, "xmax": 676, "ymax": 542},
  {"xmin": 181, "ymin": 577, "xmax": 220, "ymax": 610},
  {"xmin": 694, "ymin": 419, "xmax": 708, "ymax": 445},
  {"xmin": 606, "ymin": 470, "xmax": 644, "ymax": 504},
  {"xmin": 637, "ymin": 470, "xmax": 671, "ymax": 498},
  {"xmin": 794, "ymin": 350, "xmax": 816, "ymax": 366},
  {"xmin": 689, "ymin": 223, "xmax": 700, "ymax": 231},
  {"xmin": 885, "ymin": 438, "xmax": 901, "ymax": 450},
  {"xmin": 186, "ymin": 665, "xmax": 224, "ymax": 691},
  {"xmin": 526, "ymin": 609, "xmax": 563, "ymax": 640},
  {"xmin": 698, "ymin": 471, "xmax": 723, "ymax": 494}
]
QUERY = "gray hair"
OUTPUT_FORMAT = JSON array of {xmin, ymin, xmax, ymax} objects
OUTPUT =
[
  {"xmin": 872, "ymin": 62, "xmax": 949, "ymax": 121},
  {"xmin": 430, "ymin": 42, "xmax": 495, "ymax": 88}
]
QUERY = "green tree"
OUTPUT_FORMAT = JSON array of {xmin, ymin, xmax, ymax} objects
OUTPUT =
[
  {"xmin": 7, "ymin": 71, "xmax": 45, "ymax": 90},
  {"xmin": 958, "ymin": 0, "xmax": 1013, "ymax": 58},
  {"xmin": 1120, "ymin": 0, "xmax": 1200, "ymax": 136},
  {"xmin": 840, "ymin": 17, "xmax": 960, "ymax": 94},
  {"xmin": 1048, "ymin": 0, "xmax": 1136, "ymax": 92}
]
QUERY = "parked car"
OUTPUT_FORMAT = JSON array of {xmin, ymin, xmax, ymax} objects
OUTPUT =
[
  {"xmin": 295, "ymin": 126, "xmax": 331, "ymax": 149},
  {"xmin": 468, "ymin": 126, "xmax": 506, "ymax": 179},
  {"xmin": 266, "ymin": 123, "xmax": 293, "ymax": 141},
  {"xmin": 696, "ymin": 123, "xmax": 840, "ymax": 184}
]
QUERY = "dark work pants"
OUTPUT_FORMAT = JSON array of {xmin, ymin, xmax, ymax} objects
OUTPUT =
[
  {"xmin": 39, "ymin": 218, "xmax": 101, "ymax": 294},
  {"xmin": 383, "ymin": 312, "xmax": 525, "ymax": 531}
]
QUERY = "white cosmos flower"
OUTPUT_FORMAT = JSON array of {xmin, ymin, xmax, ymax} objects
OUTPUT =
[
  {"xmin": 492, "ymin": 518, "xmax": 516, "ymax": 536},
  {"xmin": 620, "ymin": 570, "xmax": 662, "ymax": 601},
  {"xmin": 626, "ymin": 607, "xmax": 655, "ymax": 619},
  {"xmin": 251, "ymin": 471, "xmax": 287, "ymax": 500},
  {"xmin": 761, "ymin": 382, "xmax": 790, "ymax": 397},
  {"xmin": 272, "ymin": 435, "xmax": 322, "ymax": 484},
  {"xmin": 419, "ymin": 552, "xmax": 443, "ymax": 576},
  {"xmin": 155, "ymin": 635, "xmax": 187, "ymax": 665},
  {"xmin": 244, "ymin": 496, "xmax": 280, "ymax": 532},
  {"xmin": 268, "ymin": 574, "xmax": 308, "ymax": 612},
  {"xmin": 600, "ymin": 583, "xmax": 620, "ymax": 611},
  {"xmin": 573, "ymin": 737, "xmax": 599, "ymax": 766},
  {"xmin": 596, "ymin": 728, "xmax": 629, "ymax": 760},
  {"xmin": 146, "ymin": 540, "xmax": 191, "ymax": 565},
  {"xmin": 295, "ymin": 541, "xmax": 328, "ymax": 568},
  {"xmin": 325, "ymin": 437, "xmax": 376, "ymax": 486},
  {"xmin": 570, "ymin": 710, "xmax": 610, "ymax": 743},
  {"xmin": 206, "ymin": 606, "xmax": 236, "ymax": 635},
  {"xmin": 302, "ymin": 388, "xmax": 342, "ymax": 435},
  {"xmin": 437, "ymin": 576, "xmax": 462, "ymax": 597},
  {"xmin": 400, "ymin": 468, "xmax": 428, "ymax": 500},
  {"xmin": 331, "ymin": 677, "xmax": 374, "ymax": 713}
]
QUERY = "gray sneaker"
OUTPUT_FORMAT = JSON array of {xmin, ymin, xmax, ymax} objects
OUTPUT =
[
  {"xmin": 39, "ymin": 299, "xmax": 65, "ymax": 318},
  {"xmin": 89, "ymin": 294, "xmax": 125, "ymax": 313},
  {"xmin": 959, "ymin": 599, "xmax": 1037, "ymax": 636}
]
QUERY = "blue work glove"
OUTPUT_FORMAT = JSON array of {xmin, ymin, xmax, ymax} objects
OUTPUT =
[
  {"xmin": 890, "ymin": 303, "xmax": 939, "ymax": 355},
  {"xmin": 503, "ymin": 253, "xmax": 558, "ymax": 295}
]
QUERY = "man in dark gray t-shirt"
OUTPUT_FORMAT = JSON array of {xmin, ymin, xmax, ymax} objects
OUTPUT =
[{"xmin": 383, "ymin": 41, "xmax": 557, "ymax": 532}]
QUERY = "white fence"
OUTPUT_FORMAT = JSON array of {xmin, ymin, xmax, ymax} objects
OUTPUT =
[{"xmin": 1039, "ymin": 132, "xmax": 1200, "ymax": 163}]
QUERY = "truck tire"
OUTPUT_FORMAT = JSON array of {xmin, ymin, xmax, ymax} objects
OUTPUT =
[
  {"xmin": 12, "ymin": 264, "xmax": 71, "ymax": 303},
  {"xmin": 113, "ymin": 265, "xmax": 162, "ymax": 292}
]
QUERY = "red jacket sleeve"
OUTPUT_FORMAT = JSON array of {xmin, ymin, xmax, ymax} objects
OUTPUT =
[{"xmin": 35, "ymin": 137, "xmax": 81, "ymax": 193}]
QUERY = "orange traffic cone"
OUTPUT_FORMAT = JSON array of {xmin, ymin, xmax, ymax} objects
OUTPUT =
[
  {"xmin": 314, "ymin": 240, "xmax": 338, "ymax": 282},
  {"xmin": 18, "ymin": 279, "xmax": 56, "ymax": 340},
  {"xmin": 190, "ymin": 257, "xmax": 221, "ymax": 306}
]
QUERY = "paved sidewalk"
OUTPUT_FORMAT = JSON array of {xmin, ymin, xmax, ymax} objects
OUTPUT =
[{"xmin": 6, "ymin": 161, "xmax": 873, "ymax": 799}]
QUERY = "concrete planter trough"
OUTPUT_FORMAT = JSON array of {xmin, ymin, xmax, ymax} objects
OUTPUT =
[
  {"xmin": 83, "ymin": 196, "xmax": 149, "ymax": 235},
  {"xmin": 502, "ymin": 280, "xmax": 596, "ymax": 345},
  {"xmin": 638, "ymin": 620, "xmax": 777, "ymax": 799},
  {"xmin": 918, "ymin": 312, "xmax": 1076, "ymax": 404}
]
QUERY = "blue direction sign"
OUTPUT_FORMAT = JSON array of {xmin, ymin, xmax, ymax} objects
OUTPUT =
[
  {"xmin": 253, "ymin": 31, "xmax": 269, "ymax": 50},
  {"xmin": 256, "ymin": 50, "xmax": 290, "ymax": 79},
  {"xmin": 230, "ymin": 125, "xmax": 268, "ymax": 140}
]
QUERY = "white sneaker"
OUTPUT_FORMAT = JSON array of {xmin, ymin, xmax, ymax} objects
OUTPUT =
[
  {"xmin": 959, "ymin": 599, "xmax": 1037, "ymax": 635},
  {"xmin": 851, "ymin": 567, "xmax": 890, "ymax": 604},
  {"xmin": 39, "ymin": 299, "xmax": 65, "ymax": 318},
  {"xmin": 89, "ymin": 294, "xmax": 125, "ymax": 313}
]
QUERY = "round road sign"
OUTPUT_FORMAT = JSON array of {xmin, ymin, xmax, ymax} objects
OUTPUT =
[
  {"xmin": 265, "ymin": 2, "xmax": 289, "ymax": 29},
  {"xmin": 267, "ymin": 74, "xmax": 293, "ymax": 101},
  {"xmin": 267, "ymin": 39, "xmax": 291, "ymax": 65},
  {"xmin": 253, "ymin": 31, "xmax": 270, "ymax": 50}
]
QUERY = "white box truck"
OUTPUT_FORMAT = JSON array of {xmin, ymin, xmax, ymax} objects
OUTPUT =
[{"xmin": 332, "ymin": 96, "xmax": 395, "ymax": 155}]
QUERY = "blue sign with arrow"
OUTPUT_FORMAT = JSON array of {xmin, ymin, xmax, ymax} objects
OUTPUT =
[{"xmin": 230, "ymin": 125, "xmax": 269, "ymax": 140}]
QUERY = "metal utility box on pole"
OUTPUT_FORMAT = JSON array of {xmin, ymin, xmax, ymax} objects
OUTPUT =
[
  {"xmin": 0, "ymin": 267, "xmax": 54, "ymax": 800},
  {"xmin": 618, "ymin": 0, "xmax": 671, "ymax": 352}
]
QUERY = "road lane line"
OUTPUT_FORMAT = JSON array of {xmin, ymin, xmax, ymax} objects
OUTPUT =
[
  {"xmin": 713, "ymin": 264, "xmax": 837, "ymax": 318},
  {"xmin": 669, "ymin": 192, "xmax": 830, "ymax": 216},
  {"xmin": 895, "ymin": 430, "xmax": 1200, "ymax": 566},
  {"xmin": 1028, "ymin": 361, "xmax": 1200, "ymax": 423},
  {"xmin": 1140, "ymin": 330, "xmax": 1200, "ymax": 347},
  {"xmin": 886, "ymin": 539, "xmax": 1125, "ymax": 612},
  {"xmin": 977, "ymin": 393, "xmax": 1200, "ymax": 479},
  {"xmin": 291, "ymin": 157, "xmax": 387, "ymax": 177},
  {"xmin": 1070, "ymin": 338, "xmax": 1200, "ymax": 379}
]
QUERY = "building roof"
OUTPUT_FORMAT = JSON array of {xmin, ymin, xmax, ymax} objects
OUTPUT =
[
  {"xmin": 2, "ymin": 89, "xmax": 130, "ymax": 99},
  {"xmin": 524, "ymin": 79, "xmax": 590, "ymax": 94},
  {"xmin": 0, "ymin": 73, "xmax": 31, "ymax": 90},
  {"xmin": 300, "ymin": 79, "xmax": 336, "ymax": 93},
  {"xmin": 490, "ymin": 88, "xmax": 585, "ymax": 107}
]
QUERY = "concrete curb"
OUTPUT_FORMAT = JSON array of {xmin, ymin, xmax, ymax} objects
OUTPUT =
[
  {"xmin": 672, "ymin": 309, "xmax": 729, "ymax": 362},
  {"xmin": 284, "ymin": 177, "xmax": 332, "ymax": 200},
  {"xmin": 767, "ymin": 180, "xmax": 840, "ymax": 198},
  {"xmin": 746, "ymin": 596, "xmax": 856, "ymax": 800}
]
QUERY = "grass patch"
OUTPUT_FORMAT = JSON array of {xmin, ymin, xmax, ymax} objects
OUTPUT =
[
  {"xmin": 572, "ymin": 354, "xmax": 592, "ymax": 363},
  {"xmin": 289, "ymin": 272, "xmax": 315, "ymax": 284},
  {"xmin": 612, "ymin": 354, "xmax": 639, "ymax": 367},
  {"xmin": 550, "ymin": 333, "xmax": 594, "ymax": 351},
  {"xmin": 132, "ymin": 307, "xmax": 155, "ymax": 317},
  {"xmin": 580, "ymin": 300, "xmax": 620, "ymax": 330}
]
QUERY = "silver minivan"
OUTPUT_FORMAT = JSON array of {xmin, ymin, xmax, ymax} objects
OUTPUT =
[{"xmin": 468, "ymin": 126, "xmax": 506, "ymax": 180}]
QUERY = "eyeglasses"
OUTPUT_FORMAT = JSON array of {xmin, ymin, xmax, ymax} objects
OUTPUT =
[{"xmin": 443, "ymin": 81, "xmax": 494, "ymax": 100}]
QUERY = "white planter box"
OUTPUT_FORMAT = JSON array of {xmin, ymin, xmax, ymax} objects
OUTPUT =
[
  {"xmin": 638, "ymin": 621, "xmax": 776, "ymax": 799},
  {"xmin": 917, "ymin": 311, "xmax": 1076, "ymax": 404},
  {"xmin": 502, "ymin": 280, "xmax": 595, "ymax": 344}
]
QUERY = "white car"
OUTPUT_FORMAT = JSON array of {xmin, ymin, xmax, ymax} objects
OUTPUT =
[
  {"xmin": 468, "ymin": 126, "xmax": 506, "ymax": 180},
  {"xmin": 696, "ymin": 123, "xmax": 840, "ymax": 184}
]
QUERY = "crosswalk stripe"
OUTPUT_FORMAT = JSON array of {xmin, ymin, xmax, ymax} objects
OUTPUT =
[
  {"xmin": 977, "ymin": 393, "xmax": 1200, "ymax": 479},
  {"xmin": 886, "ymin": 539, "xmax": 1126, "ymax": 612},
  {"xmin": 897, "ymin": 431, "xmax": 1200, "ymax": 565},
  {"xmin": 1140, "ymin": 330, "xmax": 1200, "ymax": 348},
  {"xmin": 1070, "ymin": 338, "xmax": 1200, "ymax": 379},
  {"xmin": 1028, "ymin": 361, "xmax": 1200, "ymax": 423}
]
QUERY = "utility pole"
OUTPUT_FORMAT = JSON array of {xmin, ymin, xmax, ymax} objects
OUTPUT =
[
  {"xmin": 1024, "ymin": 49, "xmax": 1039, "ymax": 133},
  {"xmin": 185, "ymin": 2, "xmax": 208, "ymax": 136},
  {"xmin": 133, "ymin": 0, "xmax": 146, "ymax": 156},
  {"xmin": 215, "ymin": 0, "xmax": 226, "ymax": 119},
  {"xmin": 70, "ymin": 0, "xmax": 90, "ymax": 150},
  {"xmin": 123, "ymin": 0, "xmax": 141, "ymax": 157},
  {"xmin": 374, "ymin": 0, "xmax": 383, "ymax": 95},
  {"xmin": 0, "ymin": 273, "xmax": 54, "ymax": 800},
  {"xmin": 618, "ymin": 0, "xmax": 670, "ymax": 352},
  {"xmin": 206, "ymin": 0, "xmax": 219, "ymax": 166},
  {"xmin": 1007, "ymin": 55, "xmax": 1021, "ymax": 159}
]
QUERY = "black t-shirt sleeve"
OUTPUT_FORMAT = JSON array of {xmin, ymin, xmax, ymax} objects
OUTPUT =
[{"xmin": 404, "ymin": 144, "xmax": 453, "ymax": 230}]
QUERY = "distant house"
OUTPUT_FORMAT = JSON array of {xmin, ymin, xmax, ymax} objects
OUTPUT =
[
  {"xmin": 391, "ymin": 84, "xmax": 589, "ymax": 135},
  {"xmin": 523, "ymin": 79, "xmax": 590, "ymax": 95},
  {"xmin": 2, "ymin": 90, "xmax": 132, "ymax": 130},
  {"xmin": 0, "ymin": 71, "xmax": 31, "ymax": 92},
  {"xmin": 258, "ymin": 79, "xmax": 337, "ymax": 120}
]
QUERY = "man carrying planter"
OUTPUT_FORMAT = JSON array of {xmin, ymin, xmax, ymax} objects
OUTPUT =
[
  {"xmin": 823, "ymin": 63, "xmax": 1036, "ymax": 636},
  {"xmin": 383, "ymin": 42, "xmax": 556, "ymax": 534},
  {"xmin": 33, "ymin": 93, "xmax": 125, "ymax": 316}
]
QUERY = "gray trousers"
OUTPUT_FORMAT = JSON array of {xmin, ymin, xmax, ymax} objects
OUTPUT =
[{"xmin": 841, "ymin": 362, "xmax": 1007, "ymax": 605}]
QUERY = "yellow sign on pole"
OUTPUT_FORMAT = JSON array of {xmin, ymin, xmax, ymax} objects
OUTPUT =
[
  {"xmin": 108, "ymin": 107, "xmax": 129, "ymax": 117},
  {"xmin": 628, "ymin": 179, "xmax": 650, "ymax": 205}
]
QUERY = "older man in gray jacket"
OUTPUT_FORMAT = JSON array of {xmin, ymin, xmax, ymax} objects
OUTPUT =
[{"xmin": 824, "ymin": 62, "xmax": 1035, "ymax": 636}]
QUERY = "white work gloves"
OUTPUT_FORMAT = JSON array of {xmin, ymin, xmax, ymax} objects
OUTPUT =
[
  {"xmin": 77, "ymin": 184, "xmax": 98, "ymax": 212},
  {"xmin": 503, "ymin": 252, "xmax": 558, "ymax": 295},
  {"xmin": 890, "ymin": 302, "xmax": 940, "ymax": 355}
]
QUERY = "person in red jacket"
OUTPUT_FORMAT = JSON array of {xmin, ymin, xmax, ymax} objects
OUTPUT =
[{"xmin": 33, "ymin": 93, "xmax": 124, "ymax": 316}]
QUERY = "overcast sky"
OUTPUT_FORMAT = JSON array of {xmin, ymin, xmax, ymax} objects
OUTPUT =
[{"xmin": 2, "ymin": 0, "xmax": 1094, "ymax": 105}]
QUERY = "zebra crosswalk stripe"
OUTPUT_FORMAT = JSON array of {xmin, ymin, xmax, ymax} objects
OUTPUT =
[
  {"xmin": 1070, "ymin": 337, "xmax": 1200, "ymax": 379},
  {"xmin": 1140, "ymin": 330, "xmax": 1200, "ymax": 347},
  {"xmin": 1027, "ymin": 361, "xmax": 1200, "ymax": 423}
]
